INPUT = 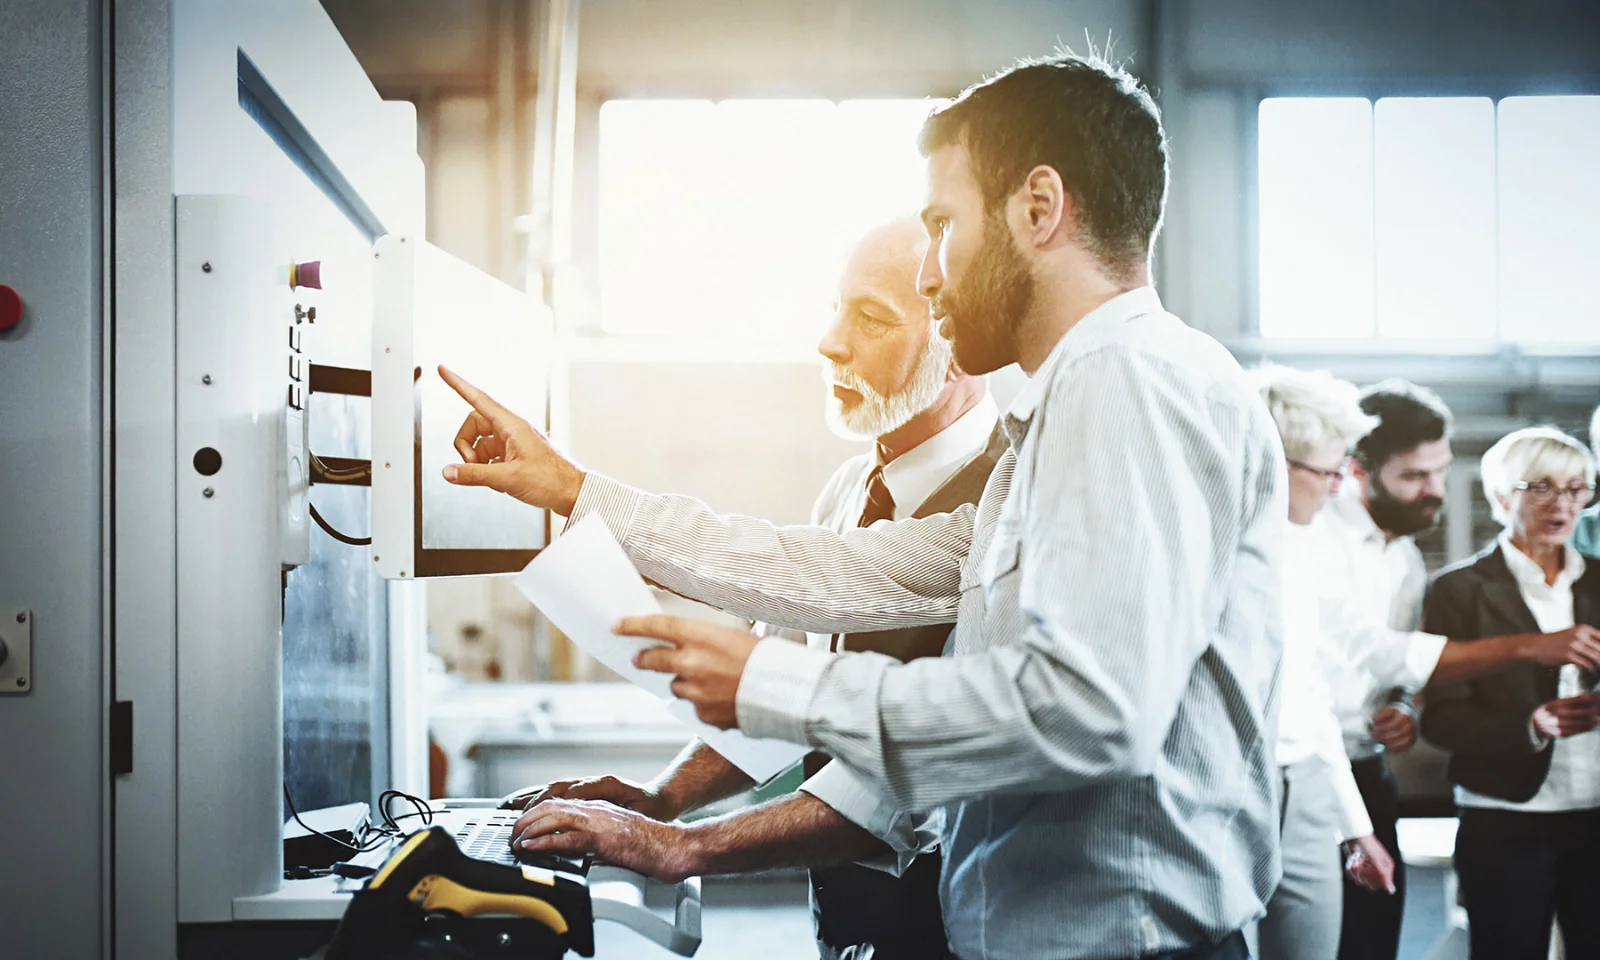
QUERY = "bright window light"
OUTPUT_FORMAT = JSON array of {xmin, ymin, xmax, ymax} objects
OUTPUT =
[
  {"xmin": 1497, "ymin": 96, "xmax": 1600, "ymax": 343},
  {"xmin": 1260, "ymin": 94, "xmax": 1600, "ymax": 344},
  {"xmin": 598, "ymin": 98, "xmax": 934, "ymax": 341},
  {"xmin": 1374, "ymin": 97, "xmax": 1496, "ymax": 339},
  {"xmin": 1258, "ymin": 98, "xmax": 1375, "ymax": 338}
]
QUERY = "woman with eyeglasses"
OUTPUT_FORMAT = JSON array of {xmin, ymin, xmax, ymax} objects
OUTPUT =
[
  {"xmin": 1419, "ymin": 426, "xmax": 1600, "ymax": 960},
  {"xmin": 1246, "ymin": 364, "xmax": 1394, "ymax": 960}
]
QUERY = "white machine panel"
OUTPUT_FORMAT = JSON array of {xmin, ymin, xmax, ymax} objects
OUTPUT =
[
  {"xmin": 175, "ymin": 195, "xmax": 290, "ymax": 920},
  {"xmin": 372, "ymin": 234, "xmax": 551, "ymax": 579}
]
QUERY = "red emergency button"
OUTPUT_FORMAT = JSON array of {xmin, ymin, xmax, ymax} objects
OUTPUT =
[
  {"xmin": 0, "ymin": 285, "xmax": 22, "ymax": 331},
  {"xmin": 289, "ymin": 261, "xmax": 322, "ymax": 290}
]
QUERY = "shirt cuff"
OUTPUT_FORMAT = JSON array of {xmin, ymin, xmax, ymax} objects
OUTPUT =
[
  {"xmin": 1397, "ymin": 632, "xmax": 1449, "ymax": 690},
  {"xmin": 800, "ymin": 760, "xmax": 931, "ymax": 877},
  {"xmin": 735, "ymin": 636, "xmax": 831, "ymax": 744},
  {"xmin": 1328, "ymin": 761, "xmax": 1374, "ymax": 842},
  {"xmin": 564, "ymin": 473, "xmax": 644, "ymax": 544},
  {"xmin": 1529, "ymin": 716, "xmax": 1551, "ymax": 751}
]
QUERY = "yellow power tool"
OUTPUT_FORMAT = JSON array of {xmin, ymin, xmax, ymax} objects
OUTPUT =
[{"xmin": 324, "ymin": 825, "xmax": 595, "ymax": 959}]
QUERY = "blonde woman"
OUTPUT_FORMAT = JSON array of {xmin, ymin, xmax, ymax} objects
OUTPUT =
[
  {"xmin": 1247, "ymin": 364, "xmax": 1395, "ymax": 960},
  {"xmin": 1421, "ymin": 426, "xmax": 1600, "ymax": 959}
]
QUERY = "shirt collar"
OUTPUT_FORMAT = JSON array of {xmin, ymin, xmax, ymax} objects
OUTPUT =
[
  {"xmin": 1002, "ymin": 286, "xmax": 1165, "ymax": 444},
  {"xmin": 1497, "ymin": 531, "xmax": 1586, "ymax": 589},
  {"xmin": 879, "ymin": 393, "xmax": 999, "ymax": 518}
]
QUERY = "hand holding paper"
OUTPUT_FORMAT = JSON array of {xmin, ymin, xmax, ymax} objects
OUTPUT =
[
  {"xmin": 620, "ymin": 614, "xmax": 761, "ymax": 729},
  {"xmin": 514, "ymin": 516, "xmax": 808, "ymax": 784}
]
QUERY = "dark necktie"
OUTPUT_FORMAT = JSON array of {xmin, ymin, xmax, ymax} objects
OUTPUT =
[
  {"xmin": 828, "ymin": 459, "xmax": 896, "ymax": 656},
  {"xmin": 857, "ymin": 461, "xmax": 897, "ymax": 528}
]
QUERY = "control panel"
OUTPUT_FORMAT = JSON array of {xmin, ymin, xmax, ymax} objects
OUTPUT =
[{"xmin": 281, "ymin": 260, "xmax": 320, "ymax": 569}]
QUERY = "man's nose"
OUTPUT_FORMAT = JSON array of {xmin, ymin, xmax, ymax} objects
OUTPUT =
[
  {"xmin": 917, "ymin": 244, "xmax": 943, "ymax": 301},
  {"xmin": 817, "ymin": 317, "xmax": 851, "ymax": 364},
  {"xmin": 1425, "ymin": 473, "xmax": 1447, "ymax": 500}
]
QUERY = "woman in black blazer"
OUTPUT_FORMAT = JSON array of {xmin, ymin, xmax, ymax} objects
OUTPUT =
[{"xmin": 1420, "ymin": 426, "xmax": 1600, "ymax": 960}]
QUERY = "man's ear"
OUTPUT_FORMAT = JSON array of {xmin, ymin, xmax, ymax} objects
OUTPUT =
[{"xmin": 1019, "ymin": 164, "xmax": 1071, "ymax": 248}]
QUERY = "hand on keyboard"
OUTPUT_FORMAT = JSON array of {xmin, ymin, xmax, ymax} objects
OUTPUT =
[{"xmin": 499, "ymin": 775, "xmax": 680, "ymax": 821}]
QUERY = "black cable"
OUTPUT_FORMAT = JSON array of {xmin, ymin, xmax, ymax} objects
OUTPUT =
[
  {"xmin": 282, "ymin": 783, "xmax": 391, "ymax": 855},
  {"xmin": 378, "ymin": 789, "xmax": 435, "ymax": 830},
  {"xmin": 309, "ymin": 502, "xmax": 372, "ymax": 546},
  {"xmin": 280, "ymin": 785, "xmax": 437, "ymax": 875}
]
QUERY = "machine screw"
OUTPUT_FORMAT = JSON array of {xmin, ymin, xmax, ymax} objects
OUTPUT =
[
  {"xmin": 15, "ymin": 678, "xmax": 23, "ymax": 688},
  {"xmin": 202, "ymin": 487, "xmax": 214, "ymax": 498},
  {"xmin": 15, "ymin": 612, "xmax": 24, "ymax": 623},
  {"xmin": 497, "ymin": 933, "xmax": 511, "ymax": 946},
  {"xmin": 202, "ymin": 374, "xmax": 212, "ymax": 385},
  {"xmin": 202, "ymin": 262, "xmax": 212, "ymax": 273}
]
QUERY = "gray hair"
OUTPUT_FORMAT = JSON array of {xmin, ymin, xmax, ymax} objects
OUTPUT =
[
  {"xmin": 1247, "ymin": 364, "xmax": 1378, "ymax": 461},
  {"xmin": 1480, "ymin": 426, "xmax": 1597, "ymax": 527}
]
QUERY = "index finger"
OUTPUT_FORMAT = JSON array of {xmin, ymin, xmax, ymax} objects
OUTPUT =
[
  {"xmin": 514, "ymin": 798, "xmax": 581, "ymax": 840},
  {"xmin": 439, "ymin": 365, "xmax": 517, "ymax": 434},
  {"xmin": 614, "ymin": 614, "xmax": 725, "ymax": 646},
  {"xmin": 526, "ymin": 780, "xmax": 574, "ymax": 808}
]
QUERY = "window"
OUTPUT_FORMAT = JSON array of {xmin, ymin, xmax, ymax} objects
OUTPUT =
[
  {"xmin": 598, "ymin": 98, "xmax": 935, "ymax": 341},
  {"xmin": 1258, "ymin": 95, "xmax": 1600, "ymax": 342}
]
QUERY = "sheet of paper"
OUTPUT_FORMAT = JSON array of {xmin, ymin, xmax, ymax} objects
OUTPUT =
[{"xmin": 514, "ymin": 515, "xmax": 810, "ymax": 784}]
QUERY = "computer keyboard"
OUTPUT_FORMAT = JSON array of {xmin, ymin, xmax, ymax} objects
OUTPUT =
[{"xmin": 453, "ymin": 811, "xmax": 592, "ymax": 875}]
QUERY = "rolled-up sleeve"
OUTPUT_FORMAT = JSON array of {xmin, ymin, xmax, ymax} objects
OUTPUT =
[
  {"xmin": 1356, "ymin": 624, "xmax": 1446, "ymax": 691},
  {"xmin": 566, "ymin": 474, "xmax": 971, "ymax": 634},
  {"xmin": 797, "ymin": 760, "xmax": 933, "ymax": 876},
  {"xmin": 734, "ymin": 347, "xmax": 1271, "ymax": 812}
]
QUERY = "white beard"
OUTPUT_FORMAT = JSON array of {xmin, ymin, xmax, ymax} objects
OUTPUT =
[{"xmin": 824, "ymin": 333, "xmax": 953, "ymax": 440}]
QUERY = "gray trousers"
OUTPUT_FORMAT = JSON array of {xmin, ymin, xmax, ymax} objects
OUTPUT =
[{"xmin": 1248, "ymin": 757, "xmax": 1345, "ymax": 960}]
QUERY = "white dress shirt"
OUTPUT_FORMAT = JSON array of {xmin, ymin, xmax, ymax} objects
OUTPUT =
[
  {"xmin": 1457, "ymin": 535, "xmax": 1600, "ymax": 812},
  {"xmin": 1316, "ymin": 490, "xmax": 1450, "ymax": 759},
  {"xmin": 570, "ymin": 287, "xmax": 1287, "ymax": 959},
  {"xmin": 1281, "ymin": 517, "xmax": 1375, "ymax": 841}
]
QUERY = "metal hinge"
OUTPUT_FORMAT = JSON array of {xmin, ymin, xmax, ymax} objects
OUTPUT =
[{"xmin": 110, "ymin": 700, "xmax": 133, "ymax": 776}]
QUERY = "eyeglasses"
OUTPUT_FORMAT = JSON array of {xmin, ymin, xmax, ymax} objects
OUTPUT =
[
  {"xmin": 1289, "ymin": 458, "xmax": 1350, "ymax": 485},
  {"xmin": 1514, "ymin": 480, "xmax": 1596, "ymax": 507}
]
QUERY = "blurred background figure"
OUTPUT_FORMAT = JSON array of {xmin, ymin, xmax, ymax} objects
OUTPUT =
[
  {"xmin": 1420, "ymin": 427, "xmax": 1600, "ymax": 960},
  {"xmin": 1248, "ymin": 364, "xmax": 1394, "ymax": 960}
]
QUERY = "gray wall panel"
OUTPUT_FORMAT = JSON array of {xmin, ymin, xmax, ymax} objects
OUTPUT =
[
  {"xmin": 0, "ymin": 0, "xmax": 108, "ymax": 958},
  {"xmin": 112, "ymin": 0, "xmax": 178, "ymax": 955}
]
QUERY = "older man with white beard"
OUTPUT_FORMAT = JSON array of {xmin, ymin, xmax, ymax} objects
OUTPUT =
[{"xmin": 499, "ymin": 216, "xmax": 1001, "ymax": 960}]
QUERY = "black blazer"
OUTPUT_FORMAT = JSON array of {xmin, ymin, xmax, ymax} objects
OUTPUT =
[{"xmin": 1419, "ymin": 543, "xmax": 1600, "ymax": 803}]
